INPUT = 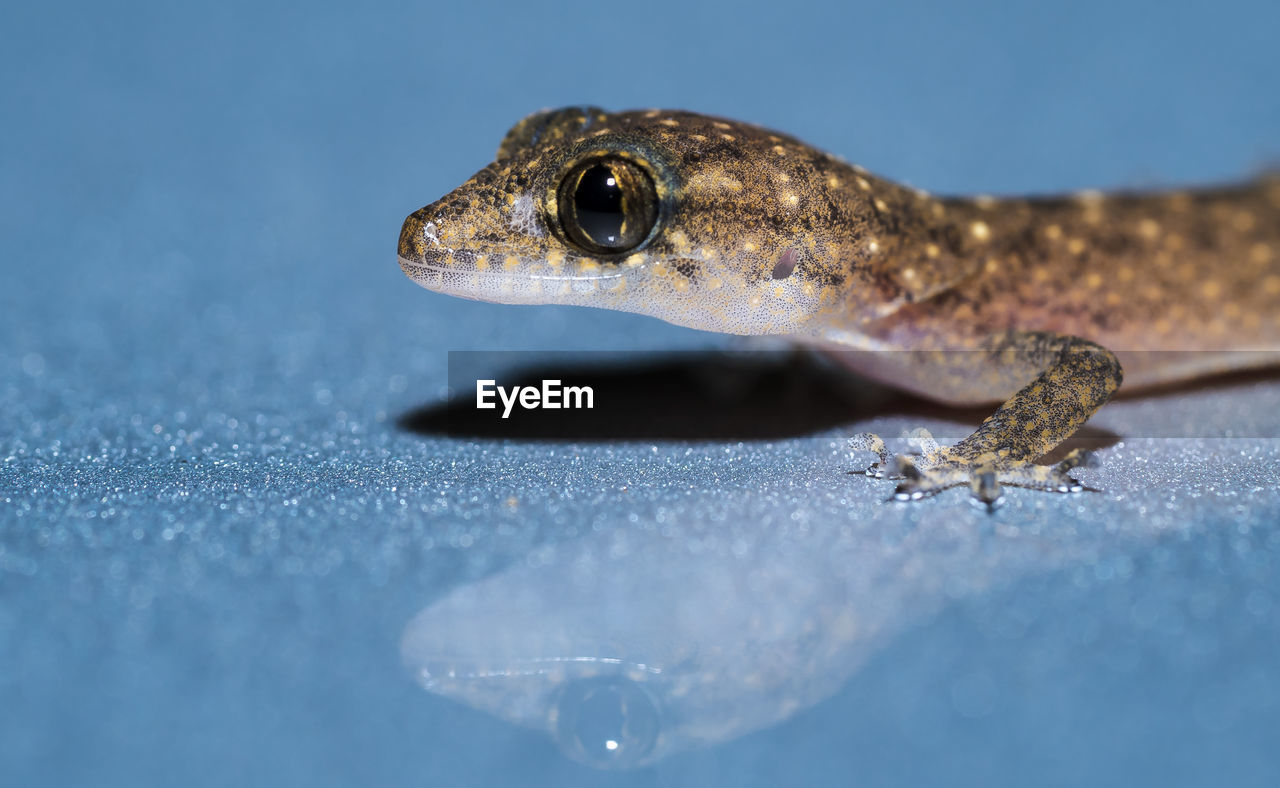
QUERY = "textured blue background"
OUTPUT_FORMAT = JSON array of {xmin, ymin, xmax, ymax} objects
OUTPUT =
[{"xmin": 3, "ymin": 1, "xmax": 1279, "ymax": 785}]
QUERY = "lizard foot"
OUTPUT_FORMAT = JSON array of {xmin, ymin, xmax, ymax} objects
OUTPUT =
[{"xmin": 849, "ymin": 430, "xmax": 1095, "ymax": 509}]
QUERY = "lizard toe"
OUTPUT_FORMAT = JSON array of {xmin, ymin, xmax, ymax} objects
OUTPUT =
[{"xmin": 848, "ymin": 432, "xmax": 892, "ymax": 478}]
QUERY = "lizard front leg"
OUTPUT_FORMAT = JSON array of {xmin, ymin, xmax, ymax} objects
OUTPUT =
[{"xmin": 850, "ymin": 332, "xmax": 1123, "ymax": 507}]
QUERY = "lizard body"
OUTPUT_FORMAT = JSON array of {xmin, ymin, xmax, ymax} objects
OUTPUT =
[{"xmin": 398, "ymin": 107, "xmax": 1280, "ymax": 504}]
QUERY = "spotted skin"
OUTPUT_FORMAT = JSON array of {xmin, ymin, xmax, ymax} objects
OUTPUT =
[{"xmin": 399, "ymin": 108, "xmax": 1280, "ymax": 506}]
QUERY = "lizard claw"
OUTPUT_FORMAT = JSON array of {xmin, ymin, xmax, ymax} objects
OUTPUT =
[{"xmin": 969, "ymin": 461, "xmax": 1004, "ymax": 509}]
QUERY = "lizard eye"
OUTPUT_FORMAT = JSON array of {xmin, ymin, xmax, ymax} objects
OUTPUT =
[{"xmin": 556, "ymin": 157, "xmax": 659, "ymax": 254}]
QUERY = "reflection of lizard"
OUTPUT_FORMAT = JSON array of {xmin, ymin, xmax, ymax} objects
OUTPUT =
[{"xmin": 398, "ymin": 107, "xmax": 1280, "ymax": 505}]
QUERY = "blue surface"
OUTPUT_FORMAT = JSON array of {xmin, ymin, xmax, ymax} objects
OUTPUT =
[{"xmin": 3, "ymin": 1, "xmax": 1280, "ymax": 786}]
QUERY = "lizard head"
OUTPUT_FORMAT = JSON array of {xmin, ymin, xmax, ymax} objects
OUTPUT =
[{"xmin": 399, "ymin": 107, "xmax": 913, "ymax": 336}]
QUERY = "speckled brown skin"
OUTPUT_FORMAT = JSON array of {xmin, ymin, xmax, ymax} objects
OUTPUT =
[{"xmin": 399, "ymin": 108, "xmax": 1280, "ymax": 505}]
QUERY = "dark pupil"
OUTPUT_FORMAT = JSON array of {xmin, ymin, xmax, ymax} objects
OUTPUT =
[{"xmin": 574, "ymin": 164, "xmax": 627, "ymax": 247}]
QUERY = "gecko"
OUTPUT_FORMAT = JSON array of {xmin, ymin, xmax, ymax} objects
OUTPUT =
[{"xmin": 398, "ymin": 107, "xmax": 1280, "ymax": 506}]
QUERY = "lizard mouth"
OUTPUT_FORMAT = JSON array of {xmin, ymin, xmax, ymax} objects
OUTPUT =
[
  {"xmin": 398, "ymin": 250, "xmax": 630, "ymax": 304},
  {"xmin": 398, "ymin": 210, "xmax": 632, "ymax": 304}
]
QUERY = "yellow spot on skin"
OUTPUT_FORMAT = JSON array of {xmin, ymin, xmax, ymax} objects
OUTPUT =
[
  {"xmin": 856, "ymin": 177, "xmax": 871, "ymax": 191},
  {"xmin": 1117, "ymin": 266, "xmax": 1135, "ymax": 283},
  {"xmin": 1263, "ymin": 275, "xmax": 1280, "ymax": 296},
  {"xmin": 901, "ymin": 267, "xmax": 916, "ymax": 280},
  {"xmin": 1233, "ymin": 211, "xmax": 1256, "ymax": 232},
  {"xmin": 712, "ymin": 121, "xmax": 731, "ymax": 130},
  {"xmin": 503, "ymin": 255, "xmax": 521, "ymax": 271},
  {"xmin": 1104, "ymin": 291, "xmax": 1122, "ymax": 307},
  {"xmin": 1163, "ymin": 233, "xmax": 1184, "ymax": 251},
  {"xmin": 775, "ymin": 172, "xmax": 791, "ymax": 184},
  {"xmin": 743, "ymin": 241, "xmax": 758, "ymax": 252},
  {"xmin": 1223, "ymin": 302, "xmax": 1243, "ymax": 319},
  {"xmin": 974, "ymin": 194, "xmax": 996, "ymax": 209},
  {"xmin": 546, "ymin": 250, "xmax": 565, "ymax": 268},
  {"xmin": 1201, "ymin": 280, "xmax": 1222, "ymax": 299},
  {"xmin": 827, "ymin": 176, "xmax": 841, "ymax": 189},
  {"xmin": 970, "ymin": 221, "xmax": 991, "ymax": 241},
  {"xmin": 623, "ymin": 253, "xmax": 644, "ymax": 267},
  {"xmin": 867, "ymin": 240, "xmax": 880, "ymax": 254},
  {"xmin": 474, "ymin": 254, "xmax": 490, "ymax": 271},
  {"xmin": 1250, "ymin": 243, "xmax": 1273, "ymax": 265},
  {"xmin": 1153, "ymin": 318, "xmax": 1173, "ymax": 335},
  {"xmin": 772, "ymin": 145, "xmax": 787, "ymax": 155},
  {"xmin": 774, "ymin": 285, "xmax": 786, "ymax": 297},
  {"xmin": 874, "ymin": 198, "xmax": 889, "ymax": 212},
  {"xmin": 1067, "ymin": 238, "xmax": 1086, "ymax": 255},
  {"xmin": 706, "ymin": 277, "xmax": 723, "ymax": 291},
  {"xmin": 786, "ymin": 193, "xmax": 800, "ymax": 206},
  {"xmin": 720, "ymin": 133, "xmax": 736, "ymax": 141},
  {"xmin": 930, "ymin": 202, "xmax": 946, "ymax": 218},
  {"xmin": 983, "ymin": 257, "xmax": 999, "ymax": 274},
  {"xmin": 1138, "ymin": 218, "xmax": 1161, "ymax": 239},
  {"xmin": 659, "ymin": 118, "xmax": 679, "ymax": 127},
  {"xmin": 1085, "ymin": 272, "xmax": 1103, "ymax": 289},
  {"xmin": 1044, "ymin": 224, "xmax": 1062, "ymax": 241},
  {"xmin": 577, "ymin": 260, "xmax": 601, "ymax": 274},
  {"xmin": 748, "ymin": 293, "xmax": 763, "ymax": 308},
  {"xmin": 925, "ymin": 243, "xmax": 940, "ymax": 258}
]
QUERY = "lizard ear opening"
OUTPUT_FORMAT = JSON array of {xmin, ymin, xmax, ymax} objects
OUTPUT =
[{"xmin": 496, "ymin": 106, "xmax": 609, "ymax": 161}]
